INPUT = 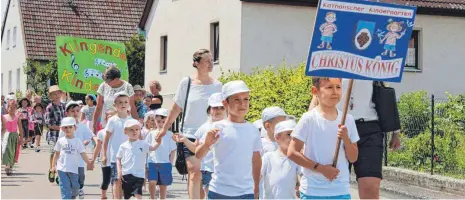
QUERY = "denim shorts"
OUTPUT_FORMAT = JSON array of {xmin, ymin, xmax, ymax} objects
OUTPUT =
[
  {"xmin": 110, "ymin": 162, "xmax": 118, "ymax": 184},
  {"xmin": 201, "ymin": 171, "xmax": 213, "ymax": 189},
  {"xmin": 208, "ymin": 191, "xmax": 254, "ymax": 199},
  {"xmin": 147, "ymin": 163, "xmax": 173, "ymax": 185},
  {"xmin": 299, "ymin": 192, "xmax": 351, "ymax": 199}
]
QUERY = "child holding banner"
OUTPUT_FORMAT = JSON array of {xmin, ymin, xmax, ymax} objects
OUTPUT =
[{"xmin": 288, "ymin": 77, "xmax": 359, "ymax": 199}]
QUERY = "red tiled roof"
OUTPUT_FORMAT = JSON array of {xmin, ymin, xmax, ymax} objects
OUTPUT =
[
  {"xmin": 20, "ymin": 0, "xmax": 146, "ymax": 60},
  {"xmin": 377, "ymin": 0, "xmax": 465, "ymax": 11}
]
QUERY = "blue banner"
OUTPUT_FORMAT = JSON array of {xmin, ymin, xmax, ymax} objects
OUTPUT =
[{"xmin": 305, "ymin": 0, "xmax": 417, "ymax": 82}]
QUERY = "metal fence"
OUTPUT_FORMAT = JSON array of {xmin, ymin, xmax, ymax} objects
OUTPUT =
[{"xmin": 384, "ymin": 95, "xmax": 465, "ymax": 178}]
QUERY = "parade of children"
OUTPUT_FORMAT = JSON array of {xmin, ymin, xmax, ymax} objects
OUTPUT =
[{"xmin": 1, "ymin": 53, "xmax": 373, "ymax": 200}]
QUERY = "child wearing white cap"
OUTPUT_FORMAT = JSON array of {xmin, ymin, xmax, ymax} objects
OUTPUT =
[
  {"xmin": 141, "ymin": 111, "xmax": 156, "ymax": 140},
  {"xmin": 102, "ymin": 91, "xmax": 133, "ymax": 199},
  {"xmin": 116, "ymin": 119, "xmax": 161, "ymax": 200},
  {"xmin": 261, "ymin": 120, "xmax": 300, "ymax": 199},
  {"xmin": 196, "ymin": 80, "xmax": 263, "ymax": 199},
  {"xmin": 173, "ymin": 92, "xmax": 226, "ymax": 199},
  {"xmin": 58, "ymin": 100, "xmax": 95, "ymax": 199},
  {"xmin": 145, "ymin": 108, "xmax": 177, "ymax": 199},
  {"xmin": 52, "ymin": 117, "xmax": 94, "ymax": 199},
  {"xmin": 261, "ymin": 106, "xmax": 289, "ymax": 155}
]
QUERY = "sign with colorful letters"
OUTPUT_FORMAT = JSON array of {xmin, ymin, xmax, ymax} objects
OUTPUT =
[
  {"xmin": 305, "ymin": 0, "xmax": 417, "ymax": 82},
  {"xmin": 56, "ymin": 36, "xmax": 129, "ymax": 94}
]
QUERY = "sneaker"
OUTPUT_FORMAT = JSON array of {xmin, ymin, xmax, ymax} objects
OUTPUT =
[
  {"xmin": 56, "ymin": 177, "xmax": 59, "ymax": 185},
  {"xmin": 48, "ymin": 170, "xmax": 55, "ymax": 183},
  {"xmin": 35, "ymin": 147, "xmax": 41, "ymax": 152},
  {"xmin": 79, "ymin": 189, "xmax": 85, "ymax": 199},
  {"xmin": 29, "ymin": 143, "xmax": 34, "ymax": 148}
]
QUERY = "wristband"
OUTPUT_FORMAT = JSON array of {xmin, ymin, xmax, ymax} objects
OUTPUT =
[{"xmin": 314, "ymin": 163, "xmax": 320, "ymax": 170}]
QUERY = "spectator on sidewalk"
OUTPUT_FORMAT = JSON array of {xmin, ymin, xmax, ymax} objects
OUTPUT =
[
  {"xmin": 133, "ymin": 85, "xmax": 148, "ymax": 119},
  {"xmin": 148, "ymin": 81, "xmax": 163, "ymax": 111}
]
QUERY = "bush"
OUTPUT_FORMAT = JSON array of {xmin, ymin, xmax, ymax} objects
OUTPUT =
[
  {"xmin": 219, "ymin": 63, "xmax": 312, "ymax": 122},
  {"xmin": 397, "ymin": 91, "xmax": 430, "ymax": 137}
]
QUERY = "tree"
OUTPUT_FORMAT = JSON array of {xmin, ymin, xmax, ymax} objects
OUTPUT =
[
  {"xmin": 23, "ymin": 59, "xmax": 58, "ymax": 96},
  {"xmin": 125, "ymin": 34, "xmax": 145, "ymax": 86}
]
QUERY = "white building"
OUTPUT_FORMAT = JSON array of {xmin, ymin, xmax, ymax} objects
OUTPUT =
[
  {"xmin": 1, "ymin": 0, "xmax": 146, "ymax": 95},
  {"xmin": 140, "ymin": 0, "xmax": 465, "ymax": 104}
]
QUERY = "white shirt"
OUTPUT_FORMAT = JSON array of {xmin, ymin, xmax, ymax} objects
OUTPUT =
[
  {"xmin": 261, "ymin": 151, "xmax": 300, "ymax": 199},
  {"xmin": 261, "ymin": 137, "xmax": 278, "ymax": 156},
  {"xmin": 338, "ymin": 79, "xmax": 378, "ymax": 121},
  {"xmin": 291, "ymin": 109, "xmax": 360, "ymax": 196},
  {"xmin": 116, "ymin": 140, "xmax": 150, "ymax": 178},
  {"xmin": 58, "ymin": 123, "xmax": 94, "ymax": 167},
  {"xmin": 97, "ymin": 81, "xmax": 134, "ymax": 120},
  {"xmin": 97, "ymin": 129, "xmax": 111, "ymax": 167},
  {"xmin": 106, "ymin": 115, "xmax": 132, "ymax": 163},
  {"xmin": 54, "ymin": 137, "xmax": 86, "ymax": 174},
  {"xmin": 141, "ymin": 127, "xmax": 150, "ymax": 140},
  {"xmin": 174, "ymin": 77, "xmax": 222, "ymax": 137},
  {"xmin": 146, "ymin": 129, "xmax": 176, "ymax": 164},
  {"xmin": 194, "ymin": 121, "xmax": 215, "ymax": 172},
  {"xmin": 201, "ymin": 120, "xmax": 263, "ymax": 196}
]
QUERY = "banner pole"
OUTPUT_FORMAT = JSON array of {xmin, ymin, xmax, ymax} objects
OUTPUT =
[{"xmin": 332, "ymin": 79, "xmax": 354, "ymax": 167}]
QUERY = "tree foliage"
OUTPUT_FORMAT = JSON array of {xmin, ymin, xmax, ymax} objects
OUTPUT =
[
  {"xmin": 125, "ymin": 34, "xmax": 146, "ymax": 86},
  {"xmin": 23, "ymin": 59, "xmax": 58, "ymax": 96}
]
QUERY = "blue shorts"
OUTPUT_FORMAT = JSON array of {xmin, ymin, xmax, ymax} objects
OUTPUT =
[
  {"xmin": 321, "ymin": 36, "xmax": 333, "ymax": 43},
  {"xmin": 147, "ymin": 163, "xmax": 173, "ymax": 185},
  {"xmin": 201, "ymin": 171, "xmax": 213, "ymax": 189},
  {"xmin": 208, "ymin": 191, "xmax": 254, "ymax": 199},
  {"xmin": 384, "ymin": 44, "xmax": 396, "ymax": 51},
  {"xmin": 299, "ymin": 192, "xmax": 351, "ymax": 199},
  {"xmin": 110, "ymin": 163, "xmax": 118, "ymax": 185}
]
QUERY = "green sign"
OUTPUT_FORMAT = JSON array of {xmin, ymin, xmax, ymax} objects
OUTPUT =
[{"xmin": 56, "ymin": 36, "xmax": 129, "ymax": 94}]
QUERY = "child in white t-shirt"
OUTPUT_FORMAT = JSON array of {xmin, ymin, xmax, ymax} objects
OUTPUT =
[
  {"xmin": 116, "ymin": 119, "xmax": 161, "ymax": 200},
  {"xmin": 260, "ymin": 107, "xmax": 289, "ymax": 155},
  {"xmin": 102, "ymin": 91, "xmax": 133, "ymax": 199},
  {"xmin": 288, "ymin": 77, "xmax": 360, "ymax": 199},
  {"xmin": 52, "ymin": 117, "xmax": 94, "ymax": 199},
  {"xmin": 58, "ymin": 101, "xmax": 94, "ymax": 199},
  {"xmin": 91, "ymin": 108, "xmax": 116, "ymax": 199},
  {"xmin": 261, "ymin": 120, "xmax": 300, "ymax": 199},
  {"xmin": 145, "ymin": 108, "xmax": 176, "ymax": 199},
  {"xmin": 141, "ymin": 111, "xmax": 156, "ymax": 140},
  {"xmin": 196, "ymin": 80, "xmax": 262, "ymax": 199},
  {"xmin": 173, "ymin": 93, "xmax": 226, "ymax": 199}
]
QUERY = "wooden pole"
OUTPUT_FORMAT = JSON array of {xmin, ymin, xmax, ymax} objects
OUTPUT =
[{"xmin": 332, "ymin": 79, "xmax": 354, "ymax": 167}]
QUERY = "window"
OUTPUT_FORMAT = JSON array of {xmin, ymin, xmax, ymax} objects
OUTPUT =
[
  {"xmin": 160, "ymin": 36, "xmax": 168, "ymax": 72},
  {"xmin": 405, "ymin": 30, "xmax": 419, "ymax": 70},
  {"xmin": 6, "ymin": 29, "xmax": 10, "ymax": 50},
  {"xmin": 16, "ymin": 68, "xmax": 20, "ymax": 90},
  {"xmin": 8, "ymin": 71, "xmax": 12, "ymax": 93},
  {"xmin": 13, "ymin": 27, "xmax": 17, "ymax": 47},
  {"xmin": 211, "ymin": 22, "xmax": 219, "ymax": 62}
]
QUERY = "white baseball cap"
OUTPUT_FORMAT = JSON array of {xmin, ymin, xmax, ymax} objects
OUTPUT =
[
  {"xmin": 274, "ymin": 120, "xmax": 297, "ymax": 136},
  {"xmin": 208, "ymin": 93, "xmax": 224, "ymax": 107},
  {"xmin": 114, "ymin": 91, "xmax": 129, "ymax": 102},
  {"xmin": 61, "ymin": 117, "xmax": 77, "ymax": 127},
  {"xmin": 155, "ymin": 108, "xmax": 169, "ymax": 117},
  {"xmin": 222, "ymin": 80, "xmax": 250, "ymax": 99},
  {"xmin": 76, "ymin": 100, "xmax": 84, "ymax": 105},
  {"xmin": 144, "ymin": 111, "xmax": 156, "ymax": 122},
  {"xmin": 5, "ymin": 95, "xmax": 16, "ymax": 102},
  {"xmin": 65, "ymin": 101, "xmax": 80, "ymax": 111},
  {"xmin": 253, "ymin": 119, "xmax": 263, "ymax": 129},
  {"xmin": 262, "ymin": 106, "xmax": 288, "ymax": 122},
  {"xmin": 124, "ymin": 119, "xmax": 141, "ymax": 129}
]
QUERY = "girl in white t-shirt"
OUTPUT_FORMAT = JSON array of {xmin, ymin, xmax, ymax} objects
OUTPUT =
[{"xmin": 141, "ymin": 111, "xmax": 156, "ymax": 140}]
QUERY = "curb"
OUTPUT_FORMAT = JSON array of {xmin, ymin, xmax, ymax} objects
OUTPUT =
[{"xmin": 382, "ymin": 166, "xmax": 465, "ymax": 196}]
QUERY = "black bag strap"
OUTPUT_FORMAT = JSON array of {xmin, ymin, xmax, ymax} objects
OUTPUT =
[{"xmin": 180, "ymin": 77, "xmax": 191, "ymax": 133}]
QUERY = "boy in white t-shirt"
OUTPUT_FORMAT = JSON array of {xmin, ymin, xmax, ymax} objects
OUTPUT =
[
  {"xmin": 260, "ymin": 107, "xmax": 288, "ymax": 155},
  {"xmin": 261, "ymin": 120, "xmax": 300, "ymax": 199},
  {"xmin": 288, "ymin": 77, "xmax": 360, "ymax": 199},
  {"xmin": 174, "ymin": 93, "xmax": 226, "ymax": 199},
  {"xmin": 196, "ymin": 80, "xmax": 263, "ymax": 199},
  {"xmin": 117, "ymin": 119, "xmax": 161, "ymax": 200},
  {"xmin": 102, "ymin": 91, "xmax": 133, "ymax": 199},
  {"xmin": 52, "ymin": 117, "xmax": 94, "ymax": 199},
  {"xmin": 145, "ymin": 108, "xmax": 176, "ymax": 199},
  {"xmin": 58, "ymin": 101, "xmax": 95, "ymax": 199}
]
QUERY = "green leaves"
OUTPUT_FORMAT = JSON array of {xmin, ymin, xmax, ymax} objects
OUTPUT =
[
  {"xmin": 23, "ymin": 59, "xmax": 58, "ymax": 96},
  {"xmin": 219, "ymin": 63, "xmax": 312, "ymax": 122},
  {"xmin": 125, "ymin": 34, "xmax": 146, "ymax": 87}
]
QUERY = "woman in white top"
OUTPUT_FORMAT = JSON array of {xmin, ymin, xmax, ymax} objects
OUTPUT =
[
  {"xmin": 91, "ymin": 66, "xmax": 137, "ymax": 133},
  {"xmin": 158, "ymin": 49, "xmax": 222, "ymax": 199}
]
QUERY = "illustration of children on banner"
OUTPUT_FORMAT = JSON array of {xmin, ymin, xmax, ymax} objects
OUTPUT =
[
  {"xmin": 318, "ymin": 12, "xmax": 338, "ymax": 50},
  {"xmin": 379, "ymin": 19, "xmax": 407, "ymax": 57}
]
